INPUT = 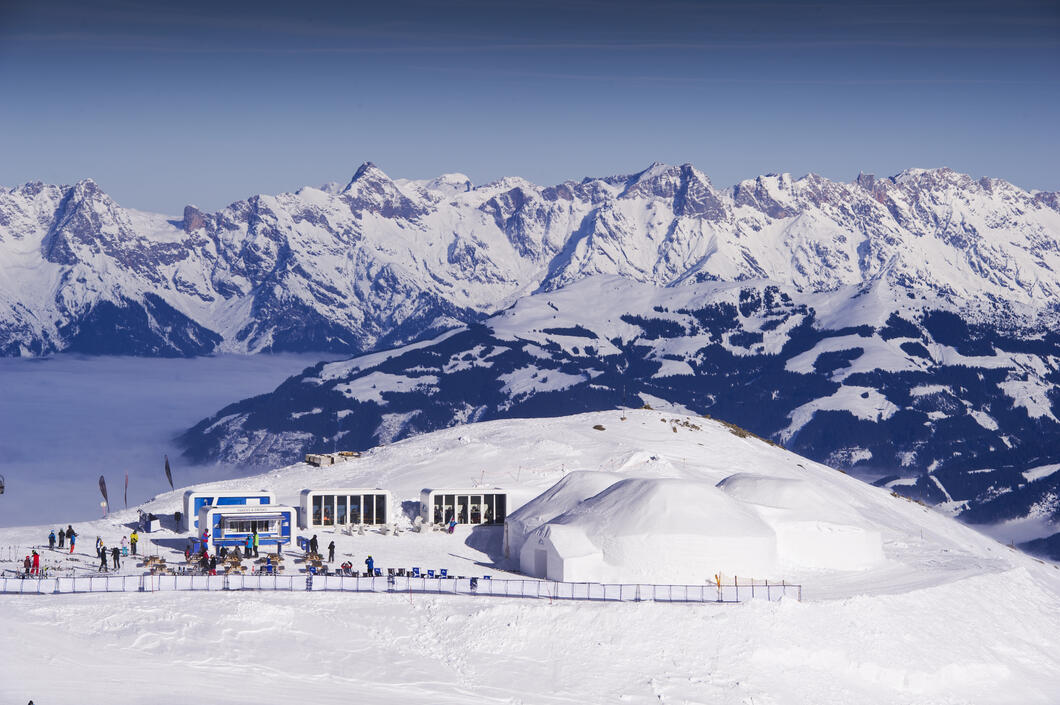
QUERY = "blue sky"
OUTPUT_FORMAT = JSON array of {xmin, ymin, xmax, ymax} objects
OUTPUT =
[{"xmin": 0, "ymin": 0, "xmax": 1057, "ymax": 212}]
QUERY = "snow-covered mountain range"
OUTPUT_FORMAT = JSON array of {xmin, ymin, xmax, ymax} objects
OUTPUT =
[
  {"xmin": 179, "ymin": 277, "xmax": 1060, "ymax": 554},
  {"xmin": 2, "ymin": 163, "xmax": 1058, "ymax": 356},
  {"xmin": 6, "ymin": 163, "xmax": 1060, "ymax": 552}
]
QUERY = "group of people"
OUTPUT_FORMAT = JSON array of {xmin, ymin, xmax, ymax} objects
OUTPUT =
[
  {"xmin": 45, "ymin": 525, "xmax": 79, "ymax": 553},
  {"xmin": 18, "ymin": 526, "xmax": 142, "ymax": 576},
  {"xmin": 90, "ymin": 530, "xmax": 139, "ymax": 572}
]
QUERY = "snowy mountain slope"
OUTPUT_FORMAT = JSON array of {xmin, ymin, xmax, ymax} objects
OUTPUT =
[
  {"xmin": 2, "ymin": 163, "xmax": 1058, "ymax": 356},
  {"xmin": 3, "ymin": 410, "xmax": 1060, "ymax": 705},
  {"xmin": 179, "ymin": 277, "xmax": 1060, "ymax": 543}
]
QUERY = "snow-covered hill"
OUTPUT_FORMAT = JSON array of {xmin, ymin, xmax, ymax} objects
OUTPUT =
[
  {"xmin": 2, "ymin": 411, "xmax": 1059, "ymax": 704},
  {"xmin": 2, "ymin": 163, "xmax": 1058, "ymax": 356},
  {"xmin": 180, "ymin": 277, "xmax": 1060, "ymax": 548}
]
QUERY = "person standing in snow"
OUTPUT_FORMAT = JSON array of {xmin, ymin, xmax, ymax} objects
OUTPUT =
[
  {"xmin": 130, "ymin": 530, "xmax": 139, "ymax": 555},
  {"xmin": 48, "ymin": 530, "xmax": 56, "ymax": 550},
  {"xmin": 57, "ymin": 526, "xmax": 65, "ymax": 550},
  {"xmin": 364, "ymin": 555, "xmax": 374, "ymax": 575},
  {"xmin": 31, "ymin": 551, "xmax": 40, "ymax": 575},
  {"xmin": 23, "ymin": 556, "xmax": 30, "ymax": 576},
  {"xmin": 97, "ymin": 543, "xmax": 108, "ymax": 572},
  {"xmin": 309, "ymin": 534, "xmax": 319, "ymax": 556},
  {"xmin": 252, "ymin": 528, "xmax": 259, "ymax": 558},
  {"xmin": 244, "ymin": 534, "xmax": 253, "ymax": 558},
  {"xmin": 111, "ymin": 545, "xmax": 120, "ymax": 570},
  {"xmin": 95, "ymin": 536, "xmax": 103, "ymax": 558},
  {"xmin": 68, "ymin": 526, "xmax": 77, "ymax": 553},
  {"xmin": 327, "ymin": 540, "xmax": 335, "ymax": 563},
  {"xmin": 120, "ymin": 535, "xmax": 129, "ymax": 556}
]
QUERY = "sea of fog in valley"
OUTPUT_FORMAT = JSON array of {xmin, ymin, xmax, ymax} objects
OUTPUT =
[{"xmin": 0, "ymin": 354, "xmax": 336, "ymax": 528}]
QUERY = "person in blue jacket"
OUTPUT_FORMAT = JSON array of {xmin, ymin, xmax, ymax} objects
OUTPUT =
[
  {"xmin": 48, "ymin": 529, "xmax": 56, "ymax": 550},
  {"xmin": 365, "ymin": 555, "xmax": 374, "ymax": 575}
]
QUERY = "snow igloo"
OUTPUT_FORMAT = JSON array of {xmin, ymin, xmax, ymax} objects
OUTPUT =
[
  {"xmin": 715, "ymin": 473, "xmax": 885, "ymax": 571},
  {"xmin": 512, "ymin": 477, "xmax": 778, "ymax": 584}
]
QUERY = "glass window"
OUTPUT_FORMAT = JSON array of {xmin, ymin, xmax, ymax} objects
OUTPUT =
[
  {"xmin": 433, "ymin": 495, "xmax": 444, "ymax": 524},
  {"xmin": 457, "ymin": 495, "xmax": 469, "ymax": 524},
  {"xmin": 470, "ymin": 496, "xmax": 482, "ymax": 524},
  {"xmin": 322, "ymin": 495, "xmax": 334, "ymax": 525},
  {"xmin": 363, "ymin": 494, "xmax": 375, "ymax": 524},
  {"xmin": 312, "ymin": 495, "xmax": 322, "ymax": 525},
  {"xmin": 350, "ymin": 495, "xmax": 361, "ymax": 524},
  {"xmin": 444, "ymin": 495, "xmax": 455, "ymax": 523},
  {"xmin": 336, "ymin": 496, "xmax": 347, "ymax": 525},
  {"xmin": 375, "ymin": 494, "xmax": 386, "ymax": 524},
  {"xmin": 485, "ymin": 495, "xmax": 496, "ymax": 524},
  {"xmin": 495, "ymin": 494, "xmax": 507, "ymax": 522}
]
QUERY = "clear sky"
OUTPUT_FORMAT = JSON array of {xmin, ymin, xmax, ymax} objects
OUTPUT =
[{"xmin": 0, "ymin": 0, "xmax": 1057, "ymax": 213}]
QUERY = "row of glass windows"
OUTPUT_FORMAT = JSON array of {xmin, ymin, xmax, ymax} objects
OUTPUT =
[
  {"xmin": 311, "ymin": 494, "xmax": 387, "ymax": 526},
  {"xmin": 221, "ymin": 519, "xmax": 276, "ymax": 535},
  {"xmin": 431, "ymin": 493, "xmax": 506, "ymax": 525}
]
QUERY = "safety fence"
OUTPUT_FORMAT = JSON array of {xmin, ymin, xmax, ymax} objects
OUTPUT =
[{"xmin": 0, "ymin": 574, "xmax": 801, "ymax": 603}]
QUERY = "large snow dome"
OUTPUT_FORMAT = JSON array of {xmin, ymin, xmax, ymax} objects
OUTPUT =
[
  {"xmin": 715, "ymin": 473, "xmax": 885, "ymax": 571},
  {"xmin": 516, "ymin": 477, "xmax": 778, "ymax": 584},
  {"xmin": 511, "ymin": 470, "xmax": 888, "ymax": 584}
]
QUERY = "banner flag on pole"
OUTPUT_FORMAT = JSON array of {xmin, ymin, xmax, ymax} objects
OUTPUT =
[
  {"xmin": 124, "ymin": 472, "xmax": 129, "ymax": 509},
  {"xmin": 99, "ymin": 475, "xmax": 109, "ymax": 511},
  {"xmin": 165, "ymin": 455, "xmax": 174, "ymax": 490}
]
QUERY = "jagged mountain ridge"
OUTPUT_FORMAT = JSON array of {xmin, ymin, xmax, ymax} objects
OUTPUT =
[
  {"xmin": 178, "ymin": 276, "xmax": 1060, "ymax": 552},
  {"xmin": 2, "ymin": 163, "xmax": 1059, "ymax": 356}
]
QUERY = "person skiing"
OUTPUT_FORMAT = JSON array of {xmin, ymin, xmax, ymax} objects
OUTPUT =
[
  {"xmin": 31, "ymin": 551, "xmax": 40, "ymax": 575},
  {"xmin": 364, "ymin": 555, "xmax": 374, "ymax": 575},
  {"xmin": 68, "ymin": 526, "xmax": 77, "ymax": 553},
  {"xmin": 98, "ymin": 543, "xmax": 108, "ymax": 572},
  {"xmin": 111, "ymin": 545, "xmax": 120, "ymax": 570},
  {"xmin": 447, "ymin": 518, "xmax": 457, "ymax": 534},
  {"xmin": 120, "ymin": 535, "xmax": 129, "ymax": 557},
  {"xmin": 252, "ymin": 529, "xmax": 259, "ymax": 558},
  {"xmin": 48, "ymin": 529, "xmax": 56, "ymax": 550},
  {"xmin": 327, "ymin": 540, "xmax": 335, "ymax": 563},
  {"xmin": 57, "ymin": 526, "xmax": 65, "ymax": 550},
  {"xmin": 129, "ymin": 530, "xmax": 138, "ymax": 555}
]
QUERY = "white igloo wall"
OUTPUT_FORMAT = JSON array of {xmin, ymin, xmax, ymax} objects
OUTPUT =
[
  {"xmin": 518, "ymin": 478, "xmax": 778, "ymax": 584},
  {"xmin": 715, "ymin": 473, "xmax": 885, "ymax": 571},
  {"xmin": 504, "ymin": 471, "xmax": 623, "ymax": 560}
]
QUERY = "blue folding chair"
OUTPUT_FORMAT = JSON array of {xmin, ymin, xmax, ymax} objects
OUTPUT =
[
  {"xmin": 439, "ymin": 568, "xmax": 448, "ymax": 578},
  {"xmin": 427, "ymin": 569, "xmax": 435, "ymax": 578}
]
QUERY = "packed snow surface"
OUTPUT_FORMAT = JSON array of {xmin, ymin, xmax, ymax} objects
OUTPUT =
[{"xmin": 1, "ymin": 410, "xmax": 1059, "ymax": 704}]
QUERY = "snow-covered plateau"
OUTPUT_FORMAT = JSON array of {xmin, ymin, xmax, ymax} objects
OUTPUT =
[
  {"xmin": 2, "ymin": 411, "xmax": 1059, "ymax": 704},
  {"xmin": 180, "ymin": 276, "xmax": 1060, "ymax": 557}
]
